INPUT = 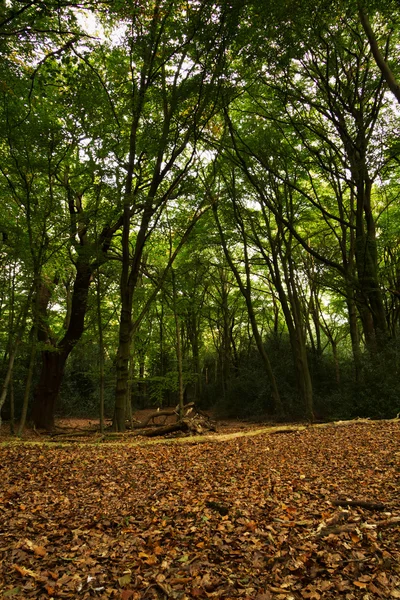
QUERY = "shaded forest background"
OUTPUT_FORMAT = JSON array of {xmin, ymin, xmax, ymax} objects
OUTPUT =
[{"xmin": 1, "ymin": 0, "xmax": 400, "ymax": 432}]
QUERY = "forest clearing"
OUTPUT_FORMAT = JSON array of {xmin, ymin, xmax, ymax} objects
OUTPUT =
[
  {"xmin": 2, "ymin": 0, "xmax": 400, "ymax": 436},
  {"xmin": 1, "ymin": 420, "xmax": 399, "ymax": 599},
  {"xmin": 2, "ymin": 1, "xmax": 400, "ymax": 595}
]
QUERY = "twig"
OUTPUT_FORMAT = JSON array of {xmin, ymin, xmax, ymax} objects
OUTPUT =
[
  {"xmin": 332, "ymin": 499, "xmax": 387, "ymax": 511},
  {"xmin": 316, "ymin": 517, "xmax": 400, "ymax": 538}
]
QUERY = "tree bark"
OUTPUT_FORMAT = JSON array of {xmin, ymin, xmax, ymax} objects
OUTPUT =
[
  {"xmin": 32, "ymin": 257, "xmax": 93, "ymax": 430},
  {"xmin": 353, "ymin": 168, "xmax": 387, "ymax": 349},
  {"xmin": 32, "ymin": 350, "xmax": 68, "ymax": 430},
  {"xmin": 96, "ymin": 270, "xmax": 105, "ymax": 434},
  {"xmin": 113, "ymin": 208, "xmax": 152, "ymax": 432},
  {"xmin": 172, "ymin": 269, "xmax": 184, "ymax": 420},
  {"xmin": 17, "ymin": 327, "xmax": 37, "ymax": 436},
  {"xmin": 220, "ymin": 268, "xmax": 232, "ymax": 399},
  {"xmin": 0, "ymin": 289, "xmax": 32, "ymax": 428}
]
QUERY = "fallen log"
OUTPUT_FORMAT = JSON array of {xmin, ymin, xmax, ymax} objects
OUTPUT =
[
  {"xmin": 269, "ymin": 428, "xmax": 302, "ymax": 435},
  {"xmin": 144, "ymin": 422, "xmax": 188, "ymax": 437},
  {"xmin": 133, "ymin": 403, "xmax": 195, "ymax": 428},
  {"xmin": 133, "ymin": 410, "xmax": 176, "ymax": 428},
  {"xmin": 50, "ymin": 431, "xmax": 99, "ymax": 438},
  {"xmin": 332, "ymin": 499, "xmax": 387, "ymax": 511},
  {"xmin": 143, "ymin": 407, "xmax": 217, "ymax": 438}
]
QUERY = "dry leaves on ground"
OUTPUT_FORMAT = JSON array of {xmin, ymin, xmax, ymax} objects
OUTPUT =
[{"xmin": 0, "ymin": 421, "xmax": 399, "ymax": 599}]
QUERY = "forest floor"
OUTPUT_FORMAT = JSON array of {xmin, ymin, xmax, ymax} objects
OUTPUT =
[{"xmin": 0, "ymin": 419, "xmax": 399, "ymax": 599}]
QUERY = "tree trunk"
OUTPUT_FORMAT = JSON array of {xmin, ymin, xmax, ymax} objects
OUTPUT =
[
  {"xmin": 220, "ymin": 269, "xmax": 232, "ymax": 399},
  {"xmin": 112, "ymin": 181, "xmax": 156, "ymax": 430},
  {"xmin": 354, "ymin": 177, "xmax": 387, "ymax": 349},
  {"xmin": 346, "ymin": 293, "xmax": 363, "ymax": 382},
  {"xmin": 172, "ymin": 269, "xmax": 184, "ymax": 420},
  {"xmin": 32, "ymin": 256, "xmax": 93, "ymax": 430},
  {"xmin": 331, "ymin": 339, "xmax": 341, "ymax": 386},
  {"xmin": 254, "ymin": 213, "xmax": 313, "ymax": 420},
  {"xmin": 192, "ymin": 327, "xmax": 202, "ymax": 400},
  {"xmin": 32, "ymin": 350, "xmax": 68, "ymax": 430},
  {"xmin": 17, "ymin": 329, "xmax": 37, "ymax": 436},
  {"xmin": 335, "ymin": 89, "xmax": 387, "ymax": 350},
  {"xmin": 9, "ymin": 373, "xmax": 15, "ymax": 435},
  {"xmin": 276, "ymin": 249, "xmax": 314, "ymax": 420},
  {"xmin": 0, "ymin": 289, "xmax": 32, "ymax": 427},
  {"xmin": 0, "ymin": 345, "xmax": 17, "ymax": 428},
  {"xmin": 285, "ymin": 252, "xmax": 314, "ymax": 422},
  {"xmin": 213, "ymin": 202, "xmax": 282, "ymax": 415},
  {"xmin": 96, "ymin": 270, "xmax": 105, "ymax": 434},
  {"xmin": 187, "ymin": 305, "xmax": 202, "ymax": 401},
  {"xmin": 113, "ymin": 305, "xmax": 132, "ymax": 432}
]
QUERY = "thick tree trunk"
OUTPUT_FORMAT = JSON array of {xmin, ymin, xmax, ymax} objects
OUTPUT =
[
  {"xmin": 31, "ymin": 350, "xmax": 68, "ymax": 430},
  {"xmin": 354, "ymin": 178, "xmax": 387, "ymax": 350},
  {"xmin": 32, "ymin": 257, "xmax": 93, "ymax": 430},
  {"xmin": 113, "ymin": 210, "xmax": 150, "ymax": 431}
]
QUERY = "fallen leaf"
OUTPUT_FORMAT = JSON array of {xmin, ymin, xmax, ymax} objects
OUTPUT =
[
  {"xmin": 354, "ymin": 580, "xmax": 368, "ymax": 589},
  {"xmin": 3, "ymin": 588, "xmax": 21, "ymax": 597},
  {"xmin": 118, "ymin": 574, "xmax": 132, "ymax": 587},
  {"xmin": 45, "ymin": 585, "xmax": 55, "ymax": 595},
  {"xmin": 13, "ymin": 564, "xmax": 41, "ymax": 580}
]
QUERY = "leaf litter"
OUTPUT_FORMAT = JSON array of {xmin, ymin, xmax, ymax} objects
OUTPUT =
[{"xmin": 0, "ymin": 421, "xmax": 399, "ymax": 599}]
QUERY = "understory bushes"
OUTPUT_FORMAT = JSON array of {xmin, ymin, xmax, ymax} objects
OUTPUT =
[
  {"xmin": 348, "ymin": 340, "xmax": 400, "ymax": 419},
  {"xmin": 59, "ymin": 344, "xmax": 115, "ymax": 418},
  {"xmin": 2, "ymin": 333, "xmax": 400, "ymax": 425},
  {"xmin": 208, "ymin": 335, "xmax": 400, "ymax": 422}
]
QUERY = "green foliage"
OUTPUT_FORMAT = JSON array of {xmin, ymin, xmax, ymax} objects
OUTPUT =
[
  {"xmin": 148, "ymin": 371, "xmax": 198, "ymax": 407},
  {"xmin": 60, "ymin": 343, "xmax": 116, "ymax": 418},
  {"xmin": 2, "ymin": 0, "xmax": 400, "ymax": 429}
]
